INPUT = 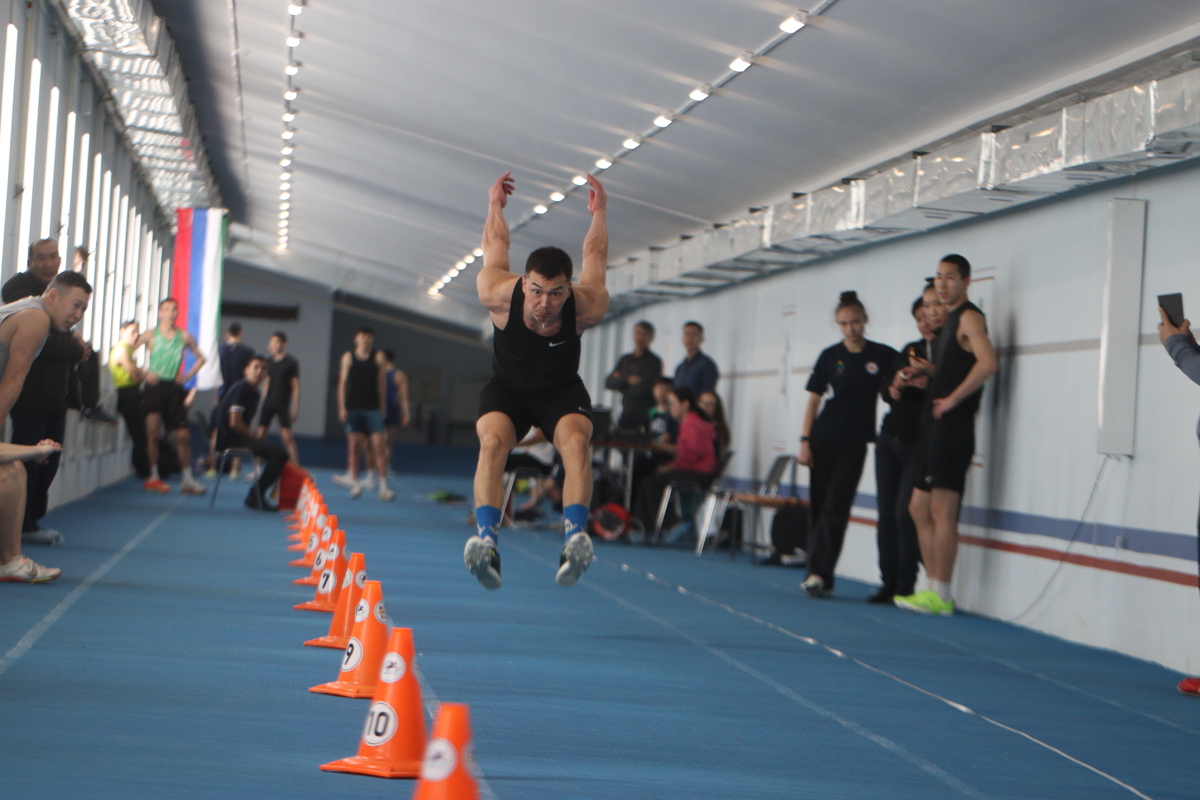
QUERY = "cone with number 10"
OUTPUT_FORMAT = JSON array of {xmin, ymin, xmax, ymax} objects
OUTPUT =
[
  {"xmin": 295, "ymin": 530, "xmax": 347, "ymax": 612},
  {"xmin": 306, "ymin": 552, "xmax": 367, "ymax": 649},
  {"xmin": 311, "ymin": 580, "xmax": 388, "ymax": 698},
  {"xmin": 411, "ymin": 703, "xmax": 479, "ymax": 800},
  {"xmin": 321, "ymin": 627, "xmax": 427, "ymax": 778}
]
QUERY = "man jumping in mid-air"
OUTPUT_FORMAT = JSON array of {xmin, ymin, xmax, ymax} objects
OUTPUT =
[{"xmin": 464, "ymin": 171, "xmax": 609, "ymax": 590}]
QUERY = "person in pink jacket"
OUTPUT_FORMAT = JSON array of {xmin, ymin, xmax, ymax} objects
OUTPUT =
[{"xmin": 633, "ymin": 386, "xmax": 718, "ymax": 541}]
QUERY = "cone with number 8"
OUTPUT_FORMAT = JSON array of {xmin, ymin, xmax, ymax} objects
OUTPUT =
[
  {"xmin": 320, "ymin": 627, "xmax": 427, "ymax": 778},
  {"xmin": 294, "ymin": 516, "xmax": 339, "ymax": 583},
  {"xmin": 295, "ymin": 530, "xmax": 347, "ymax": 612},
  {"xmin": 306, "ymin": 552, "xmax": 367, "ymax": 649},
  {"xmin": 311, "ymin": 580, "xmax": 388, "ymax": 698},
  {"xmin": 411, "ymin": 703, "xmax": 479, "ymax": 800}
]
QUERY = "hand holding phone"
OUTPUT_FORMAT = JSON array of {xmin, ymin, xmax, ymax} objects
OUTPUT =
[{"xmin": 1159, "ymin": 293, "xmax": 1184, "ymax": 327}]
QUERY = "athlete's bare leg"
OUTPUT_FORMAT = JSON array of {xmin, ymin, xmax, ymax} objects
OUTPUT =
[
  {"xmin": 908, "ymin": 488, "xmax": 936, "ymax": 584},
  {"xmin": 174, "ymin": 427, "xmax": 193, "ymax": 473},
  {"xmin": 552, "ymin": 413, "xmax": 593, "ymax": 509},
  {"xmin": 473, "ymin": 411, "xmax": 517, "ymax": 509},
  {"xmin": 0, "ymin": 462, "xmax": 26, "ymax": 564},
  {"xmin": 280, "ymin": 427, "xmax": 299, "ymax": 465},
  {"xmin": 146, "ymin": 412, "xmax": 163, "ymax": 470},
  {"xmin": 929, "ymin": 488, "xmax": 961, "ymax": 583},
  {"xmin": 347, "ymin": 432, "xmax": 365, "ymax": 480}
]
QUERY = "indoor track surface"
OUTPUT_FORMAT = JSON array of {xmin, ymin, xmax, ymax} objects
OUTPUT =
[{"xmin": 2, "ymin": 462, "xmax": 1198, "ymax": 799}]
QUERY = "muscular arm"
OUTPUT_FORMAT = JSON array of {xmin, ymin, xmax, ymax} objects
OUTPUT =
[
  {"xmin": 394, "ymin": 369, "xmax": 410, "ymax": 426},
  {"xmin": 178, "ymin": 333, "xmax": 206, "ymax": 384},
  {"xmin": 477, "ymin": 172, "xmax": 518, "ymax": 318},
  {"xmin": 337, "ymin": 352, "xmax": 351, "ymax": 422},
  {"xmin": 375, "ymin": 351, "xmax": 388, "ymax": 413},
  {"xmin": 0, "ymin": 311, "xmax": 50, "ymax": 422},
  {"xmin": 290, "ymin": 376, "xmax": 301, "ymax": 419},
  {"xmin": 574, "ymin": 175, "xmax": 610, "ymax": 330},
  {"xmin": 934, "ymin": 310, "xmax": 998, "ymax": 418}
]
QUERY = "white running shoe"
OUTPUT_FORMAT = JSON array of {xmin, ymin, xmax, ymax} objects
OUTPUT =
[
  {"xmin": 361, "ymin": 472, "xmax": 377, "ymax": 490},
  {"xmin": 555, "ymin": 532, "xmax": 594, "ymax": 587},
  {"xmin": 349, "ymin": 483, "xmax": 363, "ymax": 499},
  {"xmin": 464, "ymin": 536, "xmax": 502, "ymax": 590},
  {"xmin": 331, "ymin": 473, "xmax": 357, "ymax": 488},
  {"xmin": 379, "ymin": 487, "xmax": 395, "ymax": 502},
  {"xmin": 181, "ymin": 478, "xmax": 207, "ymax": 496},
  {"xmin": 0, "ymin": 555, "xmax": 61, "ymax": 583}
]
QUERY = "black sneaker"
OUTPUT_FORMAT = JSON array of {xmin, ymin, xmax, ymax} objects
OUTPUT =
[
  {"xmin": 82, "ymin": 407, "xmax": 119, "ymax": 425},
  {"xmin": 866, "ymin": 587, "xmax": 894, "ymax": 604},
  {"xmin": 245, "ymin": 493, "xmax": 278, "ymax": 512},
  {"xmin": 464, "ymin": 536, "xmax": 502, "ymax": 590},
  {"xmin": 555, "ymin": 532, "xmax": 594, "ymax": 587}
]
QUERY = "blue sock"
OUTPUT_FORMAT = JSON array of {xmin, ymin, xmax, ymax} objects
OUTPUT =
[
  {"xmin": 475, "ymin": 505, "xmax": 501, "ymax": 547},
  {"xmin": 563, "ymin": 504, "xmax": 589, "ymax": 541}
]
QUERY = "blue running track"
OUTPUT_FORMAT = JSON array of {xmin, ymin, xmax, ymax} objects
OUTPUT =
[{"xmin": 1, "ymin": 458, "xmax": 1198, "ymax": 799}]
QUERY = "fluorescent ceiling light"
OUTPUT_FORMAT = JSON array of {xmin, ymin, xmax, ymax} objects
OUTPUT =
[
  {"xmin": 281, "ymin": 144, "xmax": 294, "ymax": 155},
  {"xmin": 472, "ymin": 248, "xmax": 483, "ymax": 257},
  {"xmin": 286, "ymin": 32, "xmax": 304, "ymax": 48},
  {"xmin": 595, "ymin": 158, "xmax": 612, "ymax": 169},
  {"xmin": 464, "ymin": 255, "xmax": 475, "ymax": 264},
  {"xmin": 549, "ymin": 191, "xmax": 565, "ymax": 202},
  {"xmin": 282, "ymin": 110, "xmax": 296, "ymax": 122},
  {"xmin": 280, "ymin": 191, "xmax": 290, "ymax": 200},
  {"xmin": 779, "ymin": 13, "xmax": 807, "ymax": 33},
  {"xmin": 280, "ymin": 171, "xmax": 292, "ymax": 181},
  {"xmin": 455, "ymin": 260, "xmax": 466, "ymax": 269},
  {"xmin": 572, "ymin": 175, "xmax": 587, "ymax": 186},
  {"xmin": 279, "ymin": 211, "xmax": 290, "ymax": 219},
  {"xmin": 280, "ymin": 181, "xmax": 291, "ymax": 190},
  {"xmin": 284, "ymin": 87, "xmax": 300, "ymax": 101},
  {"xmin": 730, "ymin": 53, "xmax": 753, "ymax": 72},
  {"xmin": 285, "ymin": 60, "xmax": 301, "ymax": 76},
  {"xmin": 533, "ymin": 204, "xmax": 548, "ymax": 214},
  {"xmin": 689, "ymin": 85, "xmax": 711, "ymax": 102},
  {"xmin": 288, "ymin": 1, "xmax": 305, "ymax": 15},
  {"xmin": 279, "ymin": 158, "xmax": 292, "ymax": 167},
  {"xmin": 281, "ymin": 128, "xmax": 295, "ymax": 140},
  {"xmin": 623, "ymin": 138, "xmax": 640, "ymax": 150},
  {"xmin": 279, "ymin": 202, "xmax": 290, "ymax": 210},
  {"xmin": 433, "ymin": 281, "xmax": 444, "ymax": 289},
  {"xmin": 654, "ymin": 115, "xmax": 673, "ymax": 128},
  {"xmin": 448, "ymin": 268, "xmax": 460, "ymax": 277},
  {"xmin": 427, "ymin": 288, "xmax": 438, "ymax": 296}
]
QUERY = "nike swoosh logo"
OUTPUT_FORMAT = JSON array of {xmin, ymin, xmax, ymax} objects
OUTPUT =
[{"xmin": 549, "ymin": 341, "xmax": 567, "ymax": 347}]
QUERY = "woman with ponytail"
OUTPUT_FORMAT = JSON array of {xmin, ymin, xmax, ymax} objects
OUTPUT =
[{"xmin": 798, "ymin": 291, "xmax": 898, "ymax": 598}]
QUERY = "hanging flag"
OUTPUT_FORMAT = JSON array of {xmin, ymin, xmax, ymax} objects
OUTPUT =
[{"xmin": 170, "ymin": 207, "xmax": 227, "ymax": 391}]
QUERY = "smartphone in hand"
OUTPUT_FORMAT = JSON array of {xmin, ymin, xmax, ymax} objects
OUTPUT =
[{"xmin": 1159, "ymin": 293, "xmax": 1185, "ymax": 327}]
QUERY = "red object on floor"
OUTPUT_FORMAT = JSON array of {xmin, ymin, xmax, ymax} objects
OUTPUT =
[
  {"xmin": 1179, "ymin": 677, "xmax": 1200, "ymax": 697},
  {"xmin": 278, "ymin": 462, "xmax": 309, "ymax": 511}
]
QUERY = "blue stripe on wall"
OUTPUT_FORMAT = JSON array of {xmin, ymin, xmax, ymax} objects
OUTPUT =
[{"xmin": 185, "ymin": 210, "xmax": 207, "ymax": 382}]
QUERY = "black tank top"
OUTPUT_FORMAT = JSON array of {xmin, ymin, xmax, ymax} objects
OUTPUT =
[
  {"xmin": 492, "ymin": 280, "xmax": 581, "ymax": 393},
  {"xmin": 346, "ymin": 351, "xmax": 379, "ymax": 410},
  {"xmin": 930, "ymin": 300, "xmax": 984, "ymax": 416}
]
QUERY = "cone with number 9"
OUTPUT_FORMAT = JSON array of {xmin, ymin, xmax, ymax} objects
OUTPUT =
[
  {"xmin": 411, "ymin": 703, "xmax": 479, "ymax": 800},
  {"xmin": 295, "ymin": 529, "xmax": 347, "ymax": 612},
  {"xmin": 306, "ymin": 552, "xmax": 367, "ymax": 649},
  {"xmin": 320, "ymin": 627, "xmax": 427, "ymax": 778},
  {"xmin": 311, "ymin": 580, "xmax": 388, "ymax": 698}
]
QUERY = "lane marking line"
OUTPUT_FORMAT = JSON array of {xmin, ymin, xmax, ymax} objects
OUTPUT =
[{"xmin": 0, "ymin": 501, "xmax": 179, "ymax": 680}]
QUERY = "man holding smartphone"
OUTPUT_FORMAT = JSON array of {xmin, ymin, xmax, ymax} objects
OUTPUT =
[{"xmin": 1159, "ymin": 298, "xmax": 1200, "ymax": 697}]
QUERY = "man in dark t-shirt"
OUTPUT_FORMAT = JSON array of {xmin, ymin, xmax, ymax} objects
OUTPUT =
[
  {"xmin": 217, "ymin": 323, "xmax": 254, "ymax": 400},
  {"xmin": 216, "ymin": 356, "xmax": 289, "ymax": 511},
  {"xmin": 257, "ymin": 331, "xmax": 300, "ymax": 464}
]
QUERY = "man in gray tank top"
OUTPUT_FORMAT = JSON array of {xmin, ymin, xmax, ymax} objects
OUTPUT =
[{"xmin": 0, "ymin": 271, "xmax": 92, "ymax": 582}]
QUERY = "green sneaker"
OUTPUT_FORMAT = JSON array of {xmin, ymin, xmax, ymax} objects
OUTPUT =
[{"xmin": 894, "ymin": 590, "xmax": 954, "ymax": 616}]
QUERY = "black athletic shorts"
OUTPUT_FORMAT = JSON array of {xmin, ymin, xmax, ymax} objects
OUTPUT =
[
  {"xmin": 914, "ymin": 409, "xmax": 975, "ymax": 495},
  {"xmin": 477, "ymin": 377, "xmax": 592, "ymax": 441},
  {"xmin": 259, "ymin": 404, "xmax": 291, "ymax": 430},
  {"xmin": 142, "ymin": 380, "xmax": 188, "ymax": 430}
]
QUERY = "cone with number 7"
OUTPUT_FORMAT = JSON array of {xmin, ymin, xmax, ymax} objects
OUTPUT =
[
  {"xmin": 294, "ymin": 517, "xmax": 339, "ymax": 584},
  {"xmin": 320, "ymin": 627, "xmax": 427, "ymax": 778},
  {"xmin": 311, "ymin": 580, "xmax": 388, "ymax": 698},
  {"xmin": 295, "ymin": 530, "xmax": 347, "ymax": 612},
  {"xmin": 306, "ymin": 552, "xmax": 367, "ymax": 649},
  {"xmin": 411, "ymin": 703, "xmax": 479, "ymax": 800}
]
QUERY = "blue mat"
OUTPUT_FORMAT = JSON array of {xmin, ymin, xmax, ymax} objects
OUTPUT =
[{"xmin": 1, "ymin": 465, "xmax": 1197, "ymax": 799}]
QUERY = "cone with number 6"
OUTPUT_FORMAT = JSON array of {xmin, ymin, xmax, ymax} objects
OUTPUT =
[
  {"xmin": 311, "ymin": 580, "xmax": 388, "ymax": 698},
  {"xmin": 294, "ymin": 516, "xmax": 339, "ymax": 584},
  {"xmin": 295, "ymin": 530, "xmax": 347, "ymax": 612},
  {"xmin": 411, "ymin": 703, "xmax": 479, "ymax": 800},
  {"xmin": 306, "ymin": 552, "xmax": 367, "ymax": 649},
  {"xmin": 320, "ymin": 627, "xmax": 427, "ymax": 778}
]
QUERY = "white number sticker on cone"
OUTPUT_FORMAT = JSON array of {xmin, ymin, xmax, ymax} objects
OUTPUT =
[
  {"xmin": 362, "ymin": 701, "xmax": 398, "ymax": 746},
  {"xmin": 342, "ymin": 637, "xmax": 363, "ymax": 672}
]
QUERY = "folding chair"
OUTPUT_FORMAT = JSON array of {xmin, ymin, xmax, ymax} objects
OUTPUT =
[
  {"xmin": 651, "ymin": 450, "xmax": 735, "ymax": 545},
  {"xmin": 697, "ymin": 454, "xmax": 803, "ymax": 558}
]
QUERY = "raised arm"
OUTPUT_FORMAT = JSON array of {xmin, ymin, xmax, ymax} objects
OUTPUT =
[
  {"xmin": 574, "ymin": 174, "xmax": 610, "ymax": 330},
  {"xmin": 476, "ymin": 172, "xmax": 518, "ymax": 317}
]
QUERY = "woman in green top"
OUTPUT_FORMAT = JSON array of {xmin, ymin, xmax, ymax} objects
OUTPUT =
[{"xmin": 110, "ymin": 322, "xmax": 149, "ymax": 478}]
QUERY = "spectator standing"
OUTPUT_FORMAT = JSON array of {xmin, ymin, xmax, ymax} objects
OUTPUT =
[
  {"xmin": 258, "ymin": 332, "xmax": 302, "ymax": 465},
  {"xmin": 673, "ymin": 321, "xmax": 718, "ymax": 395},
  {"xmin": 109, "ymin": 321, "xmax": 150, "ymax": 479},
  {"xmin": 380, "ymin": 349, "xmax": 411, "ymax": 470},
  {"xmin": 217, "ymin": 323, "xmax": 254, "ymax": 400},
  {"xmin": 605, "ymin": 321, "xmax": 662, "ymax": 431},
  {"xmin": 799, "ymin": 291, "xmax": 898, "ymax": 599},
  {"xmin": 61, "ymin": 245, "xmax": 116, "ymax": 424},
  {"xmin": 336, "ymin": 326, "xmax": 394, "ymax": 501},
  {"xmin": 1158, "ymin": 304, "xmax": 1200, "ymax": 697},
  {"xmin": 215, "ymin": 356, "xmax": 290, "ymax": 511},
  {"xmin": 897, "ymin": 254, "xmax": 998, "ymax": 616}
]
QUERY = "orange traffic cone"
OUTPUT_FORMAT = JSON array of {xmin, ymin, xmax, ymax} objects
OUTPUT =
[
  {"xmin": 287, "ymin": 480, "xmax": 313, "ymax": 525},
  {"xmin": 292, "ymin": 513, "xmax": 337, "ymax": 573},
  {"xmin": 288, "ymin": 505, "xmax": 319, "ymax": 547},
  {"xmin": 311, "ymin": 580, "xmax": 389, "ymax": 698},
  {"xmin": 295, "ymin": 530, "xmax": 348, "ymax": 612},
  {"xmin": 294, "ymin": 521, "xmax": 341, "ymax": 587},
  {"xmin": 306, "ymin": 552, "xmax": 367, "ymax": 649},
  {"xmin": 411, "ymin": 703, "xmax": 479, "ymax": 800},
  {"xmin": 320, "ymin": 627, "xmax": 428, "ymax": 778}
]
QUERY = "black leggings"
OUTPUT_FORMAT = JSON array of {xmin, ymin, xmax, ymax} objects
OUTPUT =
[
  {"xmin": 874, "ymin": 431, "xmax": 920, "ymax": 595},
  {"xmin": 9, "ymin": 410, "xmax": 66, "ymax": 532},
  {"xmin": 805, "ymin": 440, "xmax": 867, "ymax": 588},
  {"xmin": 117, "ymin": 386, "xmax": 150, "ymax": 478}
]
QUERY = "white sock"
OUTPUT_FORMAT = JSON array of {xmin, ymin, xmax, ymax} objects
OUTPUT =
[
  {"xmin": 378, "ymin": 477, "xmax": 389, "ymax": 491},
  {"xmin": 150, "ymin": 466, "xmax": 159, "ymax": 480},
  {"xmin": 932, "ymin": 580, "xmax": 952, "ymax": 601},
  {"xmin": 182, "ymin": 466, "xmax": 194, "ymax": 483}
]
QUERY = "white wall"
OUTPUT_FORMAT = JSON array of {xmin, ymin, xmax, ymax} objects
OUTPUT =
[
  {"xmin": 583, "ymin": 161, "xmax": 1200, "ymax": 674},
  {"xmin": 220, "ymin": 262, "xmax": 334, "ymax": 438}
]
